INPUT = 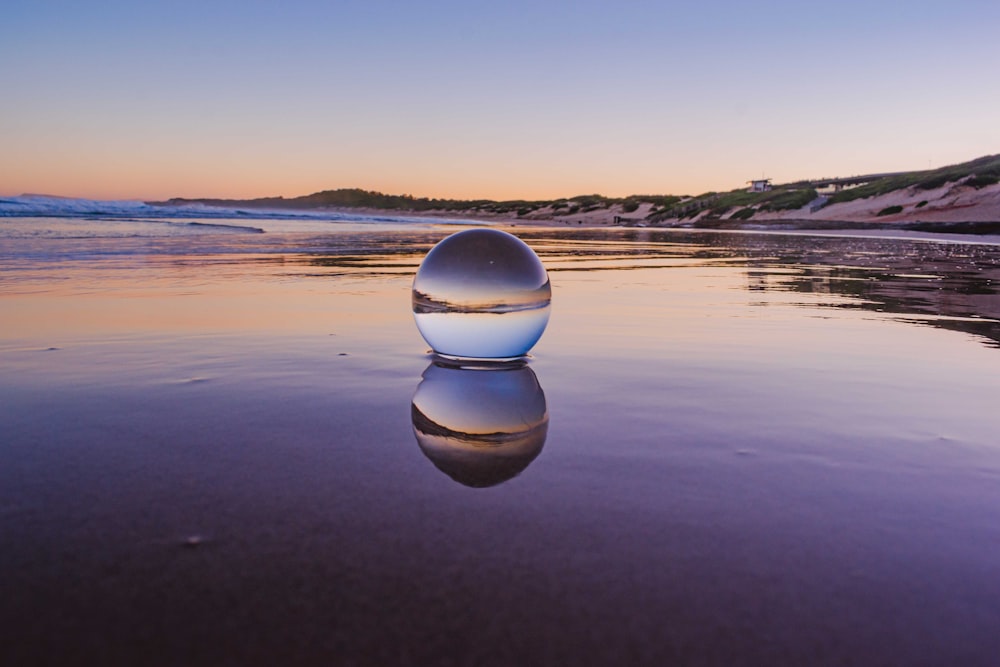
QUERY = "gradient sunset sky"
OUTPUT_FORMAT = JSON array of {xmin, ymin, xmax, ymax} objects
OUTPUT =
[{"xmin": 3, "ymin": 0, "xmax": 999, "ymax": 201}]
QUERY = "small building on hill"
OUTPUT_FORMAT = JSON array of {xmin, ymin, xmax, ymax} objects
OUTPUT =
[{"xmin": 747, "ymin": 178, "xmax": 772, "ymax": 193}]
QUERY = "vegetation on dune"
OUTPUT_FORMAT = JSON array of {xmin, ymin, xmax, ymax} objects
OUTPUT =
[
  {"xmin": 826, "ymin": 175, "xmax": 923, "ymax": 204},
  {"xmin": 877, "ymin": 205, "xmax": 904, "ymax": 217},
  {"xmin": 967, "ymin": 174, "xmax": 1000, "ymax": 189},
  {"xmin": 636, "ymin": 195, "xmax": 683, "ymax": 208},
  {"xmin": 826, "ymin": 154, "xmax": 1000, "ymax": 205},
  {"xmin": 622, "ymin": 199, "xmax": 640, "ymax": 213},
  {"xmin": 759, "ymin": 188, "xmax": 818, "ymax": 211},
  {"xmin": 647, "ymin": 186, "xmax": 818, "ymax": 223}
]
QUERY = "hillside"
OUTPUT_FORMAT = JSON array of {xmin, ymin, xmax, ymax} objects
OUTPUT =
[
  {"xmin": 652, "ymin": 153, "xmax": 1000, "ymax": 227},
  {"xmin": 150, "ymin": 154, "xmax": 1000, "ymax": 230}
]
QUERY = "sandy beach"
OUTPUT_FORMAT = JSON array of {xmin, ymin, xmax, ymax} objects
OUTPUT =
[{"xmin": 3, "ymin": 219, "xmax": 1000, "ymax": 665}]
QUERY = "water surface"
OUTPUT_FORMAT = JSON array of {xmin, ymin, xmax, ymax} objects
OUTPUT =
[{"xmin": 2, "ymin": 220, "xmax": 1000, "ymax": 666}]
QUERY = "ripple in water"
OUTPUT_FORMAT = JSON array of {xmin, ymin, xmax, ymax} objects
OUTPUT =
[{"xmin": 412, "ymin": 229, "xmax": 551, "ymax": 359}]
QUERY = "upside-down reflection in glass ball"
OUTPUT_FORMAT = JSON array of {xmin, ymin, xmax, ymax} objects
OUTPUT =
[
  {"xmin": 411, "ymin": 360, "xmax": 548, "ymax": 488},
  {"xmin": 412, "ymin": 229, "xmax": 551, "ymax": 360}
]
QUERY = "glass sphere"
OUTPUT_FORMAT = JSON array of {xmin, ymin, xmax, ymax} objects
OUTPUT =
[
  {"xmin": 411, "ymin": 360, "xmax": 548, "ymax": 487},
  {"xmin": 412, "ymin": 229, "xmax": 551, "ymax": 359}
]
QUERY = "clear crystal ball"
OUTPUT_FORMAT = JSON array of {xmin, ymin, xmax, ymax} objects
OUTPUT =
[{"xmin": 412, "ymin": 229, "xmax": 551, "ymax": 359}]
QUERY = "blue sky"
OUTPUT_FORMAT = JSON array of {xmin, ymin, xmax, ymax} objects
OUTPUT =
[{"xmin": 2, "ymin": 0, "xmax": 998, "ymax": 199}]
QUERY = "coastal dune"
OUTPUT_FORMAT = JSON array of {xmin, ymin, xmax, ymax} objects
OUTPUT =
[{"xmin": 729, "ymin": 180, "xmax": 1000, "ymax": 224}]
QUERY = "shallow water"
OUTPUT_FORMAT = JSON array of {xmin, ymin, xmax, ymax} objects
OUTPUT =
[{"xmin": 2, "ymin": 220, "xmax": 1000, "ymax": 665}]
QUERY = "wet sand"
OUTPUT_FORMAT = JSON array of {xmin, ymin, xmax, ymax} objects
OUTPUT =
[{"xmin": 3, "ymin": 223, "xmax": 1000, "ymax": 665}]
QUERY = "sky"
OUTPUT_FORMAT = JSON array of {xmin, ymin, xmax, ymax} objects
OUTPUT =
[{"xmin": 2, "ymin": 0, "xmax": 999, "ymax": 201}]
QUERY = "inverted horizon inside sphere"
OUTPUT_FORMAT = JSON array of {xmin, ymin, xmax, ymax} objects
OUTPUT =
[{"xmin": 412, "ymin": 228, "xmax": 551, "ymax": 359}]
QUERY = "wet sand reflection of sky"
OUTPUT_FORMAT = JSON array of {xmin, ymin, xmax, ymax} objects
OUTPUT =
[{"xmin": 4, "ymin": 223, "xmax": 1000, "ymax": 666}]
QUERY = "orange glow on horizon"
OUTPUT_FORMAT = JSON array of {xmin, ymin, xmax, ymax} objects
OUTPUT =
[{"xmin": 2, "ymin": 120, "xmax": 995, "ymax": 203}]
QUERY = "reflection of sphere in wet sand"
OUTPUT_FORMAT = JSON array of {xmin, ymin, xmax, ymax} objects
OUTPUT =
[
  {"xmin": 412, "ymin": 229, "xmax": 551, "ymax": 360},
  {"xmin": 411, "ymin": 361, "xmax": 548, "ymax": 488}
]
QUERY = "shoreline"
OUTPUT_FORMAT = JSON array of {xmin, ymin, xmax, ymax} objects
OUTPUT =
[{"xmin": 325, "ymin": 205, "xmax": 1000, "ymax": 239}]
